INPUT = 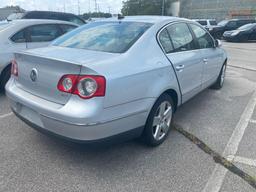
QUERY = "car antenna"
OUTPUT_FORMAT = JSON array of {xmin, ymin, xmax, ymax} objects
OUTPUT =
[{"xmin": 118, "ymin": 14, "xmax": 125, "ymax": 20}]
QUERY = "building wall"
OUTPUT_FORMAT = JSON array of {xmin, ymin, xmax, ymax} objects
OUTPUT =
[{"xmin": 180, "ymin": 0, "xmax": 256, "ymax": 22}]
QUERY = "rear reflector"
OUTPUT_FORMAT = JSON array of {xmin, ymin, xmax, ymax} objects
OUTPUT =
[
  {"xmin": 11, "ymin": 60, "xmax": 18, "ymax": 77},
  {"xmin": 57, "ymin": 75, "xmax": 106, "ymax": 99}
]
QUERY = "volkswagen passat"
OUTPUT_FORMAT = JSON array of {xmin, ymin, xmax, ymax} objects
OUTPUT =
[{"xmin": 6, "ymin": 16, "xmax": 227, "ymax": 146}]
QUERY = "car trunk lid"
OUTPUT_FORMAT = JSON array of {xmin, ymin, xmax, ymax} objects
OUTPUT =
[
  {"xmin": 14, "ymin": 53, "xmax": 82, "ymax": 105},
  {"xmin": 14, "ymin": 46, "xmax": 119, "ymax": 105}
]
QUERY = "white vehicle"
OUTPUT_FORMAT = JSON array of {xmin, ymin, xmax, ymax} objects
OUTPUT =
[
  {"xmin": 194, "ymin": 19, "xmax": 218, "ymax": 31},
  {"xmin": 0, "ymin": 19, "xmax": 78, "ymax": 91},
  {"xmin": 194, "ymin": 19, "xmax": 217, "ymax": 27}
]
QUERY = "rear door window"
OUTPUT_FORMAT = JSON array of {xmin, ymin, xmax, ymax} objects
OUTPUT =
[
  {"xmin": 28, "ymin": 24, "xmax": 61, "ymax": 42},
  {"xmin": 189, "ymin": 24, "xmax": 214, "ymax": 49},
  {"xmin": 159, "ymin": 29, "xmax": 173, "ymax": 53},
  {"xmin": 166, "ymin": 23, "xmax": 195, "ymax": 52},
  {"xmin": 11, "ymin": 29, "xmax": 27, "ymax": 43}
]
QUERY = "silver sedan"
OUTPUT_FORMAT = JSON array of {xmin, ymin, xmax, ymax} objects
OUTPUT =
[{"xmin": 6, "ymin": 16, "xmax": 227, "ymax": 146}]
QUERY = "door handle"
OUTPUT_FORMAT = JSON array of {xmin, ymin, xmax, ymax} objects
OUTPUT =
[
  {"xmin": 176, "ymin": 65, "xmax": 185, "ymax": 72},
  {"xmin": 203, "ymin": 58, "xmax": 208, "ymax": 63}
]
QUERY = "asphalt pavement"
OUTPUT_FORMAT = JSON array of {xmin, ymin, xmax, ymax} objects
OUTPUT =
[{"xmin": 0, "ymin": 42, "xmax": 256, "ymax": 192}]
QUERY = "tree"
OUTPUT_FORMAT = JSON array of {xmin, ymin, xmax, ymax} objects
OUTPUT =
[{"xmin": 121, "ymin": 0, "xmax": 175, "ymax": 16}]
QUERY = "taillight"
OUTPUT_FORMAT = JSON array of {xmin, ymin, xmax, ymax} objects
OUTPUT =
[
  {"xmin": 11, "ymin": 60, "xmax": 18, "ymax": 77},
  {"xmin": 57, "ymin": 75, "xmax": 78, "ymax": 93},
  {"xmin": 57, "ymin": 75, "xmax": 106, "ymax": 99}
]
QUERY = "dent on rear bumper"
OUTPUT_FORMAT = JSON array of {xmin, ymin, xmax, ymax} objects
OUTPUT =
[{"xmin": 6, "ymin": 78, "xmax": 151, "ymax": 141}]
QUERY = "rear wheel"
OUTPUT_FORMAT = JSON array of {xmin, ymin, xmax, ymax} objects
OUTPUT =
[
  {"xmin": 142, "ymin": 94, "xmax": 174, "ymax": 147},
  {"xmin": 0, "ymin": 65, "xmax": 11, "ymax": 92},
  {"xmin": 211, "ymin": 63, "xmax": 227, "ymax": 90},
  {"xmin": 215, "ymin": 31, "xmax": 223, "ymax": 40}
]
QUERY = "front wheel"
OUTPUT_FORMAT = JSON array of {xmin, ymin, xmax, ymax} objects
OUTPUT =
[
  {"xmin": 211, "ymin": 63, "xmax": 227, "ymax": 90},
  {"xmin": 215, "ymin": 32, "xmax": 223, "ymax": 40},
  {"xmin": 142, "ymin": 94, "xmax": 174, "ymax": 147}
]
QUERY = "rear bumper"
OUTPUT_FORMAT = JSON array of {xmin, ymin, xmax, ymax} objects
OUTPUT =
[
  {"xmin": 6, "ymin": 78, "xmax": 151, "ymax": 142},
  {"xmin": 12, "ymin": 108, "xmax": 144, "ymax": 144}
]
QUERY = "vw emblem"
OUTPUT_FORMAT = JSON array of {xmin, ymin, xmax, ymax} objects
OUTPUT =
[{"xmin": 30, "ymin": 68, "xmax": 38, "ymax": 82}]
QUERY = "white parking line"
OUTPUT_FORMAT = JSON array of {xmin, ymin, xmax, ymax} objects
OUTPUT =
[
  {"xmin": 249, "ymin": 119, "xmax": 256, "ymax": 124},
  {"xmin": 202, "ymin": 90, "xmax": 256, "ymax": 192},
  {"xmin": 0, "ymin": 112, "xmax": 13, "ymax": 119},
  {"xmin": 230, "ymin": 156, "xmax": 256, "ymax": 167}
]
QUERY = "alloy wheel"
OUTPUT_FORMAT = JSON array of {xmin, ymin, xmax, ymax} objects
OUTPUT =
[
  {"xmin": 220, "ymin": 64, "xmax": 226, "ymax": 86},
  {"xmin": 152, "ymin": 101, "xmax": 173, "ymax": 141}
]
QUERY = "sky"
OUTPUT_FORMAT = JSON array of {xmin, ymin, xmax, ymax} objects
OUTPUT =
[{"xmin": 1, "ymin": 0, "xmax": 123, "ymax": 14}]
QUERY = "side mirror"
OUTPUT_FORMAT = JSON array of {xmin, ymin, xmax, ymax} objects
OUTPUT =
[{"xmin": 215, "ymin": 39, "xmax": 222, "ymax": 48}]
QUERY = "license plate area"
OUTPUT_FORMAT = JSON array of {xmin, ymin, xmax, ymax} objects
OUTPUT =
[{"xmin": 15, "ymin": 102, "xmax": 43, "ymax": 127}]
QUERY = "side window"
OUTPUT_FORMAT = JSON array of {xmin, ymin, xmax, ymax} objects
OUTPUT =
[
  {"xmin": 11, "ymin": 29, "xmax": 27, "ymax": 43},
  {"xmin": 159, "ymin": 29, "xmax": 173, "ymax": 53},
  {"xmin": 166, "ymin": 23, "xmax": 195, "ymax": 52},
  {"xmin": 190, "ymin": 24, "xmax": 214, "ymax": 49},
  {"xmin": 59, "ymin": 24, "xmax": 77, "ymax": 34},
  {"xmin": 28, "ymin": 24, "xmax": 61, "ymax": 42}
]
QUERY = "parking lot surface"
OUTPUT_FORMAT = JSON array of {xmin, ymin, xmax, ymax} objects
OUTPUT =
[{"xmin": 1, "ymin": 42, "xmax": 256, "ymax": 192}]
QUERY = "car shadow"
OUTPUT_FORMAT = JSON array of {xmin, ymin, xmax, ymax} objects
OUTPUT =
[
  {"xmin": 223, "ymin": 40, "xmax": 256, "ymax": 43},
  {"xmin": 26, "ymin": 127, "xmax": 174, "ymax": 172}
]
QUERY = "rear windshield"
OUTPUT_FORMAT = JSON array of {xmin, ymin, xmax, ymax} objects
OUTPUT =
[{"xmin": 53, "ymin": 21, "xmax": 152, "ymax": 53}]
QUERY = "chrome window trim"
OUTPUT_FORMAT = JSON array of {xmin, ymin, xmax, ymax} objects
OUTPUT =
[{"xmin": 157, "ymin": 21, "xmax": 215, "ymax": 54}]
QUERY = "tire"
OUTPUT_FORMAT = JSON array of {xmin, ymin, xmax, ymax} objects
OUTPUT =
[
  {"xmin": 211, "ymin": 63, "xmax": 227, "ymax": 90},
  {"xmin": 0, "ymin": 65, "xmax": 11, "ymax": 92},
  {"xmin": 215, "ymin": 32, "xmax": 223, "ymax": 40},
  {"xmin": 142, "ymin": 94, "xmax": 174, "ymax": 147}
]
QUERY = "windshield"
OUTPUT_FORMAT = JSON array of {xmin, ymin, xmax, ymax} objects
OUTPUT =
[
  {"xmin": 210, "ymin": 20, "xmax": 217, "ymax": 25},
  {"xmin": 7, "ymin": 13, "xmax": 24, "ymax": 20},
  {"xmin": 238, "ymin": 23, "xmax": 256, "ymax": 30},
  {"xmin": 53, "ymin": 21, "xmax": 152, "ymax": 53}
]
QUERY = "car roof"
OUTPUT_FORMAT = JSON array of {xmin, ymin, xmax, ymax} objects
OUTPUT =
[
  {"xmin": 101, "ymin": 16, "xmax": 186, "ymax": 24},
  {"xmin": 228, "ymin": 18, "xmax": 255, "ymax": 21},
  {"xmin": 9, "ymin": 19, "xmax": 79, "ymax": 26},
  {"xmin": 25, "ymin": 11, "xmax": 78, "ymax": 16}
]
